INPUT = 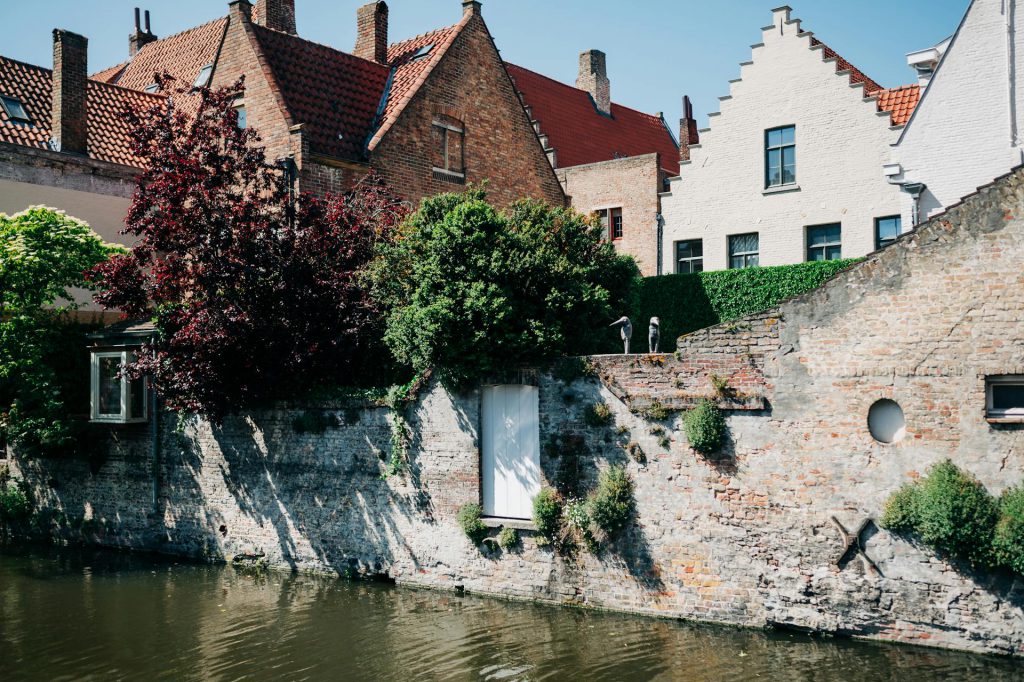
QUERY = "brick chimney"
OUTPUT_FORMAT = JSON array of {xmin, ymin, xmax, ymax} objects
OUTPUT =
[
  {"xmin": 577, "ymin": 50, "xmax": 611, "ymax": 116},
  {"xmin": 253, "ymin": 0, "xmax": 296, "ymax": 35},
  {"xmin": 462, "ymin": 0, "xmax": 482, "ymax": 16},
  {"xmin": 679, "ymin": 96, "xmax": 700, "ymax": 163},
  {"xmin": 51, "ymin": 29, "xmax": 88, "ymax": 155},
  {"xmin": 129, "ymin": 8, "xmax": 157, "ymax": 57},
  {"xmin": 354, "ymin": 2, "xmax": 389, "ymax": 64}
]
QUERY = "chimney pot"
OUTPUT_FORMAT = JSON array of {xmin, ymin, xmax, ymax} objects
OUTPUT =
[
  {"xmin": 253, "ymin": 0, "xmax": 297, "ymax": 35},
  {"xmin": 462, "ymin": 1, "xmax": 482, "ymax": 16},
  {"xmin": 577, "ymin": 49, "xmax": 611, "ymax": 116},
  {"xmin": 354, "ymin": 2, "xmax": 389, "ymax": 64},
  {"xmin": 129, "ymin": 7, "xmax": 158, "ymax": 57},
  {"xmin": 51, "ymin": 29, "xmax": 89, "ymax": 155}
]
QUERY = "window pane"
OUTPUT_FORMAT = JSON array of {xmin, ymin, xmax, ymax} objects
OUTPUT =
[
  {"xmin": 780, "ymin": 126, "xmax": 795, "ymax": 145},
  {"xmin": 448, "ymin": 129, "xmax": 464, "ymax": 173},
  {"xmin": 693, "ymin": 260, "xmax": 704, "ymax": 273},
  {"xmin": 431, "ymin": 125, "xmax": 446, "ymax": 169},
  {"xmin": 993, "ymin": 384, "xmax": 1024, "ymax": 411},
  {"xmin": 782, "ymin": 146, "xmax": 796, "ymax": 184},
  {"xmin": 98, "ymin": 357, "xmax": 122, "ymax": 416},
  {"xmin": 235, "ymin": 106, "xmax": 247, "ymax": 129},
  {"xmin": 766, "ymin": 148, "xmax": 781, "ymax": 186},
  {"xmin": 767, "ymin": 129, "xmax": 783, "ymax": 147},
  {"xmin": 731, "ymin": 233, "xmax": 758, "ymax": 254},
  {"xmin": 730, "ymin": 256, "xmax": 743, "ymax": 269},
  {"xmin": 748, "ymin": 254, "xmax": 759, "ymax": 268},
  {"xmin": 825, "ymin": 245, "xmax": 842, "ymax": 260}
]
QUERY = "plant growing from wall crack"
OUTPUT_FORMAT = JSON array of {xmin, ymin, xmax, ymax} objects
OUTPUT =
[
  {"xmin": 684, "ymin": 399, "xmax": 726, "ymax": 454},
  {"xmin": 457, "ymin": 503, "xmax": 488, "ymax": 546}
]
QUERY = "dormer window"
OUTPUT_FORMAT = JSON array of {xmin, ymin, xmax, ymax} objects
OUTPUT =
[
  {"xmin": 0, "ymin": 95, "xmax": 31, "ymax": 125},
  {"xmin": 193, "ymin": 64, "xmax": 214, "ymax": 89}
]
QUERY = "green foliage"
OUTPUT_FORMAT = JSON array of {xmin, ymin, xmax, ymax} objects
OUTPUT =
[
  {"xmin": 532, "ymin": 488, "xmax": 563, "ymax": 543},
  {"xmin": 621, "ymin": 259, "xmax": 860, "ymax": 353},
  {"xmin": 881, "ymin": 461, "xmax": 999, "ymax": 569},
  {"xmin": 584, "ymin": 402, "xmax": 613, "ymax": 428},
  {"xmin": 291, "ymin": 410, "xmax": 340, "ymax": 435},
  {"xmin": 0, "ymin": 479, "xmax": 31, "ymax": 522},
  {"xmin": 587, "ymin": 465, "xmax": 635, "ymax": 540},
  {"xmin": 634, "ymin": 400, "xmax": 671, "ymax": 422},
  {"xmin": 0, "ymin": 207, "xmax": 122, "ymax": 454},
  {"xmin": 367, "ymin": 190, "xmax": 639, "ymax": 385},
  {"xmin": 497, "ymin": 526, "xmax": 519, "ymax": 551},
  {"xmin": 993, "ymin": 487, "xmax": 1024, "ymax": 574},
  {"xmin": 457, "ymin": 503, "xmax": 488, "ymax": 545},
  {"xmin": 552, "ymin": 357, "xmax": 595, "ymax": 384},
  {"xmin": 709, "ymin": 373, "xmax": 733, "ymax": 398},
  {"xmin": 626, "ymin": 442, "xmax": 646, "ymax": 465},
  {"xmin": 684, "ymin": 399, "xmax": 726, "ymax": 454}
]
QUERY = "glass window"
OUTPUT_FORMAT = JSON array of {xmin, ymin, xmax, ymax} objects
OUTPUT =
[
  {"xmin": 595, "ymin": 208, "xmax": 624, "ymax": 240},
  {"xmin": 193, "ymin": 64, "xmax": 214, "ymax": 89},
  {"xmin": 675, "ymin": 239, "xmax": 704, "ymax": 274},
  {"xmin": 235, "ymin": 105, "xmax": 247, "ymax": 129},
  {"xmin": 432, "ymin": 116, "xmax": 465, "ymax": 176},
  {"xmin": 729, "ymin": 233, "xmax": 759, "ymax": 269},
  {"xmin": 0, "ymin": 95, "xmax": 31, "ymax": 124},
  {"xmin": 98, "ymin": 356, "xmax": 122, "ymax": 417},
  {"xmin": 987, "ymin": 376, "xmax": 1024, "ymax": 419},
  {"xmin": 91, "ymin": 350, "xmax": 148, "ymax": 424},
  {"xmin": 806, "ymin": 223, "xmax": 842, "ymax": 261},
  {"xmin": 875, "ymin": 216, "xmax": 902, "ymax": 250},
  {"xmin": 144, "ymin": 84, "xmax": 160, "ymax": 94},
  {"xmin": 765, "ymin": 125, "xmax": 796, "ymax": 188},
  {"xmin": 611, "ymin": 208, "xmax": 623, "ymax": 239}
]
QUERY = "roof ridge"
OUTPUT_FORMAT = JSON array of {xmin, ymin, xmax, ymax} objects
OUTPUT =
[
  {"xmin": 808, "ymin": 35, "xmax": 883, "ymax": 93},
  {"xmin": 507, "ymin": 63, "xmax": 663, "ymax": 122},
  {"xmin": 389, "ymin": 24, "xmax": 459, "ymax": 50},
  {"xmin": 249, "ymin": 21, "xmax": 389, "ymax": 70},
  {"xmin": 0, "ymin": 54, "xmax": 52, "ymax": 75},
  {"xmin": 137, "ymin": 16, "xmax": 229, "ymax": 51}
]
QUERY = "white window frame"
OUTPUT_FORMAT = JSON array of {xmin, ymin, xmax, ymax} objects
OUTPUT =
[
  {"xmin": 90, "ymin": 350, "xmax": 148, "ymax": 424},
  {"xmin": 986, "ymin": 376, "xmax": 1024, "ymax": 420},
  {"xmin": 193, "ymin": 63, "xmax": 215, "ymax": 89},
  {"xmin": 0, "ymin": 95, "xmax": 31, "ymax": 124}
]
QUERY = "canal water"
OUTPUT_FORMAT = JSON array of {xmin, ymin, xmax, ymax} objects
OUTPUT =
[{"xmin": 0, "ymin": 546, "xmax": 1020, "ymax": 681}]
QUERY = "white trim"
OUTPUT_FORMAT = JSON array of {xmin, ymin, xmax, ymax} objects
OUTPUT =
[
  {"xmin": 90, "ymin": 350, "xmax": 149, "ymax": 424},
  {"xmin": 986, "ymin": 375, "xmax": 1024, "ymax": 419}
]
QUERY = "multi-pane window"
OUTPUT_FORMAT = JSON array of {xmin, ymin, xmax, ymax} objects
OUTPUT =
[
  {"xmin": 986, "ymin": 376, "xmax": 1024, "ymax": 420},
  {"xmin": 765, "ymin": 125, "xmax": 796, "ymax": 188},
  {"xmin": 432, "ymin": 115, "xmax": 465, "ymax": 178},
  {"xmin": 0, "ymin": 95, "xmax": 31, "ymax": 124},
  {"xmin": 729, "ymin": 232, "xmax": 759, "ymax": 269},
  {"xmin": 597, "ymin": 208, "xmax": 624, "ymax": 240},
  {"xmin": 90, "ymin": 351, "xmax": 148, "ymax": 424},
  {"xmin": 675, "ymin": 239, "xmax": 704, "ymax": 274},
  {"xmin": 806, "ymin": 223, "xmax": 842, "ymax": 261},
  {"xmin": 193, "ymin": 64, "xmax": 214, "ymax": 89},
  {"xmin": 875, "ymin": 216, "xmax": 902, "ymax": 250}
]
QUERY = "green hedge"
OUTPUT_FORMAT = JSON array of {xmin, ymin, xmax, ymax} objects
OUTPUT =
[{"xmin": 599, "ymin": 259, "xmax": 861, "ymax": 353}]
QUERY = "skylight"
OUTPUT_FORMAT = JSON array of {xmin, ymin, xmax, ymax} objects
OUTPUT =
[
  {"xmin": 412, "ymin": 44, "xmax": 434, "ymax": 60},
  {"xmin": 0, "ymin": 95, "xmax": 31, "ymax": 124},
  {"xmin": 144, "ymin": 84, "xmax": 160, "ymax": 94},
  {"xmin": 193, "ymin": 64, "xmax": 214, "ymax": 89}
]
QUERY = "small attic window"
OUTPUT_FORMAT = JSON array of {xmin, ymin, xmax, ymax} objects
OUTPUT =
[
  {"xmin": 412, "ymin": 44, "xmax": 434, "ymax": 61},
  {"xmin": 144, "ymin": 84, "xmax": 160, "ymax": 94},
  {"xmin": 193, "ymin": 64, "xmax": 214, "ymax": 89},
  {"xmin": 0, "ymin": 95, "xmax": 31, "ymax": 125}
]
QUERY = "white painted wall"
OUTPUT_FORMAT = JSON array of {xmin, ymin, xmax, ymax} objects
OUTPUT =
[
  {"xmin": 661, "ymin": 7, "xmax": 906, "ymax": 273},
  {"xmin": 893, "ymin": 0, "xmax": 1024, "ymax": 224}
]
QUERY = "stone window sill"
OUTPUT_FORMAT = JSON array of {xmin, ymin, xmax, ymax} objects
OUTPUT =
[
  {"xmin": 986, "ymin": 416, "xmax": 1024, "ymax": 425},
  {"xmin": 432, "ymin": 168, "xmax": 466, "ymax": 184},
  {"xmin": 762, "ymin": 184, "xmax": 801, "ymax": 196},
  {"xmin": 481, "ymin": 517, "xmax": 536, "ymax": 531}
]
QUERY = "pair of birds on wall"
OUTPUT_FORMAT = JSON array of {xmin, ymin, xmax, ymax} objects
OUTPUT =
[{"xmin": 610, "ymin": 316, "xmax": 659, "ymax": 354}]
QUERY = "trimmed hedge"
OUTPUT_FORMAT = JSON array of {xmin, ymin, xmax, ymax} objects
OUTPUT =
[{"xmin": 600, "ymin": 259, "xmax": 860, "ymax": 353}]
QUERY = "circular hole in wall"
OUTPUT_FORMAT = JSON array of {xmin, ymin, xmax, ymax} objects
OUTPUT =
[{"xmin": 868, "ymin": 399, "xmax": 906, "ymax": 444}]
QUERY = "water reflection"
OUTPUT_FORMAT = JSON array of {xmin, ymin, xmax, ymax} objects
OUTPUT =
[{"xmin": 0, "ymin": 546, "xmax": 1019, "ymax": 681}]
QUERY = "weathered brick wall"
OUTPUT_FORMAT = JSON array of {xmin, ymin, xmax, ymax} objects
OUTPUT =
[
  {"xmin": 557, "ymin": 154, "xmax": 662, "ymax": 276},
  {"xmin": 9, "ymin": 167, "xmax": 1024, "ymax": 656}
]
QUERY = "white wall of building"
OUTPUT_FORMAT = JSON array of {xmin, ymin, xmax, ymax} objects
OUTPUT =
[
  {"xmin": 661, "ymin": 7, "xmax": 906, "ymax": 273},
  {"xmin": 893, "ymin": 0, "xmax": 1024, "ymax": 225}
]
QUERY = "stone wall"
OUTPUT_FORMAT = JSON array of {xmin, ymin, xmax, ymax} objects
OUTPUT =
[{"xmin": 8, "ymin": 166, "xmax": 1024, "ymax": 657}]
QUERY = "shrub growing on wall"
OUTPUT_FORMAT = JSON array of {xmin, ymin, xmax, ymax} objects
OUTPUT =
[
  {"xmin": 532, "ymin": 488, "xmax": 563, "ymax": 543},
  {"xmin": 457, "ymin": 503, "xmax": 488, "ymax": 545},
  {"xmin": 367, "ymin": 191, "xmax": 638, "ymax": 385},
  {"xmin": 683, "ymin": 399, "xmax": 726, "ymax": 454},
  {"xmin": 993, "ymin": 486, "xmax": 1024, "ymax": 574},
  {"xmin": 587, "ymin": 465, "xmax": 635, "ymax": 540}
]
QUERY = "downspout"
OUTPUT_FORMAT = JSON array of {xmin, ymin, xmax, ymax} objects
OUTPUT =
[
  {"xmin": 656, "ymin": 214, "xmax": 664, "ymax": 276},
  {"xmin": 149, "ymin": 378, "xmax": 160, "ymax": 514},
  {"xmin": 1007, "ymin": 0, "xmax": 1023, "ymax": 161}
]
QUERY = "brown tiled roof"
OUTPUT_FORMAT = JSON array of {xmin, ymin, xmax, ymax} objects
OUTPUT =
[
  {"xmin": 0, "ymin": 55, "xmax": 161, "ymax": 167},
  {"xmin": 507, "ymin": 64, "xmax": 680, "ymax": 175},
  {"xmin": 115, "ymin": 18, "xmax": 228, "ymax": 92},
  {"xmin": 91, "ymin": 61, "xmax": 129, "ymax": 84},
  {"xmin": 249, "ymin": 23, "xmax": 390, "ymax": 160},
  {"xmin": 810, "ymin": 36, "xmax": 883, "ymax": 94},
  {"xmin": 876, "ymin": 85, "xmax": 921, "ymax": 127}
]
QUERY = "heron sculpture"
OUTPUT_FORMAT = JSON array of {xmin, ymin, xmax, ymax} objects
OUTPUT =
[
  {"xmin": 610, "ymin": 316, "xmax": 633, "ymax": 354},
  {"xmin": 649, "ymin": 317, "xmax": 661, "ymax": 354}
]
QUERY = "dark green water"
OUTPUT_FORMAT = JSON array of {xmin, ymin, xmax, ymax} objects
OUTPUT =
[{"xmin": 0, "ymin": 546, "xmax": 1021, "ymax": 681}]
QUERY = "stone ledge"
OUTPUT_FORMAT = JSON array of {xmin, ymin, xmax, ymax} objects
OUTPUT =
[{"xmin": 481, "ymin": 517, "xmax": 536, "ymax": 531}]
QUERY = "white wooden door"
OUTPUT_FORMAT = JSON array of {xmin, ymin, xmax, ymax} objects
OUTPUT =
[{"xmin": 481, "ymin": 385, "xmax": 541, "ymax": 520}]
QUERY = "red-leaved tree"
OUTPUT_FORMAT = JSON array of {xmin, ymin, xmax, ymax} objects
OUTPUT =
[{"xmin": 92, "ymin": 75, "xmax": 407, "ymax": 419}]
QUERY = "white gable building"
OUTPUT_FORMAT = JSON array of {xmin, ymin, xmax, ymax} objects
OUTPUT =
[
  {"xmin": 891, "ymin": 0, "xmax": 1024, "ymax": 226},
  {"xmin": 660, "ymin": 6, "xmax": 920, "ymax": 274}
]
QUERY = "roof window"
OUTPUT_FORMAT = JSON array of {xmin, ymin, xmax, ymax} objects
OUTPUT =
[
  {"xmin": 193, "ymin": 64, "xmax": 214, "ymax": 89},
  {"xmin": 0, "ymin": 95, "xmax": 31, "ymax": 125},
  {"xmin": 412, "ymin": 44, "xmax": 434, "ymax": 61},
  {"xmin": 144, "ymin": 84, "xmax": 160, "ymax": 94}
]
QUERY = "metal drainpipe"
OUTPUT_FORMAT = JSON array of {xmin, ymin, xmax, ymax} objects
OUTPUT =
[
  {"xmin": 1007, "ymin": 0, "xmax": 1021, "ymax": 153},
  {"xmin": 656, "ymin": 214, "xmax": 664, "ymax": 276},
  {"xmin": 150, "ymin": 380, "xmax": 160, "ymax": 514}
]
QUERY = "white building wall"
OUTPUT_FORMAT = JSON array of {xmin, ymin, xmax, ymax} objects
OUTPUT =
[
  {"xmin": 661, "ymin": 7, "xmax": 905, "ymax": 273},
  {"xmin": 894, "ymin": 0, "xmax": 1024, "ymax": 225}
]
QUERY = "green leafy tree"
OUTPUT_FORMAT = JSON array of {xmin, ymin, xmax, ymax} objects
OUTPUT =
[
  {"xmin": 0, "ymin": 207, "xmax": 123, "ymax": 452},
  {"xmin": 368, "ymin": 190, "xmax": 638, "ymax": 384}
]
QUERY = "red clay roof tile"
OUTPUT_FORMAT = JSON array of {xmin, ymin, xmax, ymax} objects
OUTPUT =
[
  {"xmin": 115, "ymin": 18, "xmax": 228, "ymax": 92},
  {"xmin": 506, "ymin": 63, "xmax": 679, "ymax": 175},
  {"xmin": 876, "ymin": 84, "xmax": 921, "ymax": 127}
]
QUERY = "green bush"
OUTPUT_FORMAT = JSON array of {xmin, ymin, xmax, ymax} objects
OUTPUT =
[
  {"xmin": 880, "ymin": 483, "xmax": 920, "ymax": 532},
  {"xmin": 532, "ymin": 488, "xmax": 563, "ymax": 542},
  {"xmin": 634, "ymin": 400, "xmax": 671, "ymax": 422},
  {"xmin": 683, "ymin": 399, "xmax": 726, "ymax": 454},
  {"xmin": 497, "ymin": 526, "xmax": 519, "ymax": 551},
  {"xmin": 584, "ymin": 402, "xmax": 613, "ymax": 428},
  {"xmin": 612, "ymin": 259, "xmax": 860, "ymax": 353},
  {"xmin": 587, "ymin": 465, "xmax": 634, "ymax": 539},
  {"xmin": 994, "ymin": 486, "xmax": 1024, "ymax": 574},
  {"xmin": 0, "ymin": 480, "xmax": 31, "ymax": 522},
  {"xmin": 457, "ymin": 503, "xmax": 488, "ymax": 545}
]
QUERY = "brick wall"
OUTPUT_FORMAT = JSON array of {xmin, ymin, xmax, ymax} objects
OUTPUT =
[
  {"xmin": 557, "ymin": 154, "xmax": 663, "ymax": 276},
  {"xmin": 370, "ymin": 13, "xmax": 566, "ymax": 209},
  {"xmin": 9, "ymin": 166, "xmax": 1024, "ymax": 656}
]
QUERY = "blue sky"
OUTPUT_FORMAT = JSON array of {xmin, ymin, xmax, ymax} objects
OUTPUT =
[{"xmin": 1, "ymin": 0, "xmax": 969, "ymax": 128}]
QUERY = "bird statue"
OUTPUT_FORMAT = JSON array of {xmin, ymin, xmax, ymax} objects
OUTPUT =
[
  {"xmin": 649, "ymin": 317, "xmax": 661, "ymax": 354},
  {"xmin": 609, "ymin": 316, "xmax": 633, "ymax": 354}
]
